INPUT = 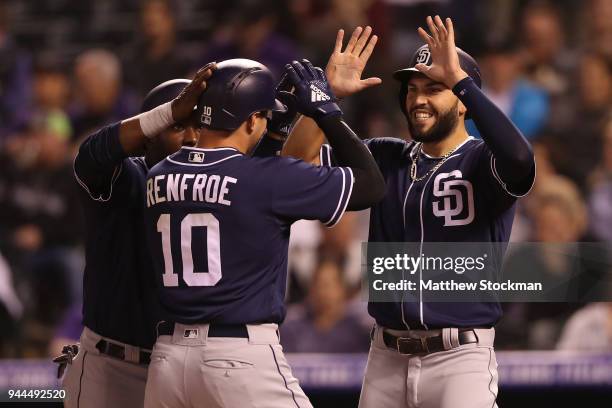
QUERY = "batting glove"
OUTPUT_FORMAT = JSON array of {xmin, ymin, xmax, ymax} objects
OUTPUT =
[
  {"xmin": 283, "ymin": 59, "xmax": 342, "ymax": 121},
  {"xmin": 267, "ymin": 73, "xmax": 298, "ymax": 139}
]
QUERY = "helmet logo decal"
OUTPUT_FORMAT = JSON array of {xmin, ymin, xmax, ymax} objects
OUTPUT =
[
  {"xmin": 416, "ymin": 48, "xmax": 431, "ymax": 65},
  {"xmin": 201, "ymin": 106, "xmax": 212, "ymax": 126}
]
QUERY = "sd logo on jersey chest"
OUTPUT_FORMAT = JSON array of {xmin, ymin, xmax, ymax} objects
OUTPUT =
[{"xmin": 432, "ymin": 170, "xmax": 474, "ymax": 226}]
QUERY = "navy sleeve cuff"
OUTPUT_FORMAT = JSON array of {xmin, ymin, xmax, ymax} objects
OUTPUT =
[{"xmin": 451, "ymin": 76, "xmax": 478, "ymax": 99}]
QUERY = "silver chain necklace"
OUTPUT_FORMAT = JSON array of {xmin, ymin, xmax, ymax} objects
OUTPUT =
[{"xmin": 410, "ymin": 142, "xmax": 462, "ymax": 182}]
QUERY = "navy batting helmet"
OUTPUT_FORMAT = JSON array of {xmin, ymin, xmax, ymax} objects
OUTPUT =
[
  {"xmin": 196, "ymin": 58, "xmax": 286, "ymax": 131},
  {"xmin": 141, "ymin": 78, "xmax": 190, "ymax": 113}
]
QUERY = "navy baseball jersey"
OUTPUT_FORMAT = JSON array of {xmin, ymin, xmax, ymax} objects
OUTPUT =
[
  {"xmin": 74, "ymin": 123, "xmax": 162, "ymax": 349},
  {"xmin": 321, "ymin": 137, "xmax": 535, "ymax": 329},
  {"xmin": 144, "ymin": 147, "xmax": 353, "ymax": 324}
]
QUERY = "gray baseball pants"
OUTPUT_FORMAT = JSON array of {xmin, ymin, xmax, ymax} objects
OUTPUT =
[
  {"xmin": 359, "ymin": 326, "xmax": 499, "ymax": 408},
  {"xmin": 144, "ymin": 322, "xmax": 312, "ymax": 408},
  {"xmin": 62, "ymin": 327, "xmax": 149, "ymax": 408}
]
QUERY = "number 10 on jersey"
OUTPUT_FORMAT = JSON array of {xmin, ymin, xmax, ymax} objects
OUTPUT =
[{"xmin": 156, "ymin": 213, "xmax": 222, "ymax": 287}]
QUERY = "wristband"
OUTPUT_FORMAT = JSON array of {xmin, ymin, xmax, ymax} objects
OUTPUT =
[{"xmin": 138, "ymin": 101, "xmax": 174, "ymax": 138}]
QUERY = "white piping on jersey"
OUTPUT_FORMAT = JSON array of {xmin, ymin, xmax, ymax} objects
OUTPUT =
[
  {"xmin": 400, "ymin": 143, "xmax": 420, "ymax": 330},
  {"xmin": 403, "ymin": 138, "xmax": 472, "ymax": 329},
  {"xmin": 401, "ymin": 179, "xmax": 416, "ymax": 330},
  {"xmin": 181, "ymin": 146, "xmax": 241, "ymax": 153},
  {"xmin": 417, "ymin": 167, "xmax": 440, "ymax": 330},
  {"xmin": 319, "ymin": 144, "xmax": 333, "ymax": 166},
  {"xmin": 490, "ymin": 155, "xmax": 537, "ymax": 198},
  {"xmin": 325, "ymin": 167, "xmax": 354, "ymax": 227},
  {"xmin": 73, "ymin": 155, "xmax": 123, "ymax": 202},
  {"xmin": 319, "ymin": 145, "xmax": 325, "ymax": 166},
  {"xmin": 165, "ymin": 154, "xmax": 242, "ymax": 167}
]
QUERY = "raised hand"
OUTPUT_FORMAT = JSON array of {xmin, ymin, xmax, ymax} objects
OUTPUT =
[
  {"xmin": 284, "ymin": 59, "xmax": 341, "ymax": 121},
  {"xmin": 326, "ymin": 26, "xmax": 382, "ymax": 98},
  {"xmin": 267, "ymin": 73, "xmax": 298, "ymax": 139},
  {"xmin": 415, "ymin": 16, "xmax": 468, "ymax": 88},
  {"xmin": 171, "ymin": 62, "xmax": 216, "ymax": 121}
]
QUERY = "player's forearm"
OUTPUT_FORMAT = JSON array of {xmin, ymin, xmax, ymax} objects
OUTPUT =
[
  {"xmin": 118, "ymin": 99, "xmax": 176, "ymax": 155},
  {"xmin": 453, "ymin": 77, "xmax": 534, "ymax": 183},
  {"xmin": 316, "ymin": 115, "xmax": 385, "ymax": 210},
  {"xmin": 117, "ymin": 117, "xmax": 152, "ymax": 156},
  {"xmin": 281, "ymin": 116, "xmax": 325, "ymax": 165}
]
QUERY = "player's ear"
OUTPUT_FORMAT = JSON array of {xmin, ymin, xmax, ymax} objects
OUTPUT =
[
  {"xmin": 245, "ymin": 113, "xmax": 257, "ymax": 134},
  {"xmin": 245, "ymin": 112, "xmax": 265, "ymax": 134},
  {"xmin": 458, "ymin": 100, "xmax": 467, "ymax": 118}
]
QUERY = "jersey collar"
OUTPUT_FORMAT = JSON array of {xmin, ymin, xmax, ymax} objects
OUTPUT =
[
  {"xmin": 410, "ymin": 136, "xmax": 476, "ymax": 160},
  {"xmin": 167, "ymin": 146, "xmax": 243, "ymax": 166}
]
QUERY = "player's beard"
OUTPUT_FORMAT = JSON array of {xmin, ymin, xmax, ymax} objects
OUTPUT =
[{"xmin": 407, "ymin": 101, "xmax": 459, "ymax": 144}]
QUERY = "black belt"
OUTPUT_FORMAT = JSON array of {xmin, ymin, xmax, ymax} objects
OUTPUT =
[
  {"xmin": 95, "ymin": 340, "xmax": 151, "ymax": 365},
  {"xmin": 382, "ymin": 329, "xmax": 478, "ymax": 355},
  {"xmin": 157, "ymin": 321, "xmax": 249, "ymax": 338}
]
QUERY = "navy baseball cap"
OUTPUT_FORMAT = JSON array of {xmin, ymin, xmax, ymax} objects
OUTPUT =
[{"xmin": 393, "ymin": 44, "xmax": 482, "ymax": 88}]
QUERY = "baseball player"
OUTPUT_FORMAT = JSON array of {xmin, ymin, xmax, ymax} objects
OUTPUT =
[
  {"xmin": 61, "ymin": 64, "xmax": 215, "ymax": 408},
  {"xmin": 142, "ymin": 58, "xmax": 384, "ymax": 408},
  {"xmin": 284, "ymin": 17, "xmax": 536, "ymax": 408}
]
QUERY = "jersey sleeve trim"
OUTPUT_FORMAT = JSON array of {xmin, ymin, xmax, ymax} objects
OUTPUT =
[
  {"xmin": 490, "ymin": 155, "xmax": 536, "ymax": 198},
  {"xmin": 319, "ymin": 144, "xmax": 332, "ymax": 166},
  {"xmin": 73, "ymin": 156, "xmax": 123, "ymax": 202},
  {"xmin": 324, "ymin": 167, "xmax": 354, "ymax": 228}
]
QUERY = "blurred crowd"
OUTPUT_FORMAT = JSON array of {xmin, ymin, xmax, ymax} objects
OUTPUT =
[{"xmin": 0, "ymin": 0, "xmax": 611, "ymax": 358}]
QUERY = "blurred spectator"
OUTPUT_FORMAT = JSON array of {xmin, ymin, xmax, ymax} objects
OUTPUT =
[
  {"xmin": 0, "ymin": 128, "xmax": 83, "ymax": 353},
  {"xmin": 291, "ymin": 0, "xmax": 387, "ymax": 63},
  {"xmin": 287, "ymin": 220, "xmax": 321, "ymax": 302},
  {"xmin": 288, "ymin": 0, "xmax": 393, "ymax": 135},
  {"xmin": 550, "ymin": 53, "xmax": 612, "ymax": 188},
  {"xmin": 521, "ymin": 1, "xmax": 574, "ymax": 97},
  {"xmin": 510, "ymin": 139, "xmax": 559, "ymax": 242},
  {"xmin": 0, "ymin": 4, "xmax": 32, "ymax": 141},
  {"xmin": 557, "ymin": 303, "xmax": 612, "ymax": 351},
  {"xmin": 585, "ymin": 0, "xmax": 612, "ymax": 60},
  {"xmin": 30, "ymin": 61, "xmax": 72, "ymax": 141},
  {"xmin": 199, "ymin": 0, "xmax": 299, "ymax": 78},
  {"xmin": 122, "ymin": 0, "xmax": 192, "ymax": 98},
  {"xmin": 502, "ymin": 178, "xmax": 608, "ymax": 349},
  {"xmin": 287, "ymin": 212, "xmax": 368, "ymax": 302},
  {"xmin": 519, "ymin": 138, "xmax": 577, "ymax": 235},
  {"xmin": 69, "ymin": 49, "xmax": 137, "ymax": 142},
  {"xmin": 587, "ymin": 117, "xmax": 612, "ymax": 242},
  {"xmin": 319, "ymin": 212, "xmax": 367, "ymax": 288},
  {"xmin": 469, "ymin": 39, "xmax": 549, "ymax": 140},
  {"xmin": 281, "ymin": 255, "xmax": 370, "ymax": 353}
]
